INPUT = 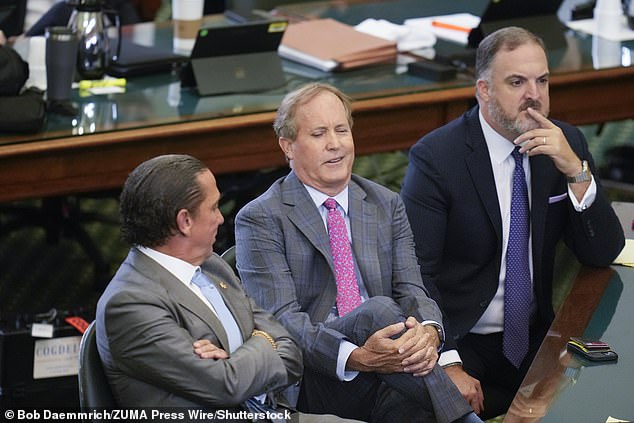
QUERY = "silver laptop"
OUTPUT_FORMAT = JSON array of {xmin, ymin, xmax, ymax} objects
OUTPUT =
[{"xmin": 612, "ymin": 201, "xmax": 634, "ymax": 239}]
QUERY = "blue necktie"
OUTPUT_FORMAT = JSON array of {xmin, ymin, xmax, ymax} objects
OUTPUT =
[
  {"xmin": 503, "ymin": 148, "xmax": 532, "ymax": 368},
  {"xmin": 191, "ymin": 269, "xmax": 243, "ymax": 353},
  {"xmin": 192, "ymin": 272, "xmax": 285, "ymax": 421}
]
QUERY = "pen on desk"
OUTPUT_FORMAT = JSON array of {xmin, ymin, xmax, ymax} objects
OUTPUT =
[{"xmin": 431, "ymin": 20, "xmax": 472, "ymax": 33}]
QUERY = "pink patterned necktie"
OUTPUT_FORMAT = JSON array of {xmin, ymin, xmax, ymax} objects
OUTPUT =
[{"xmin": 324, "ymin": 198, "xmax": 362, "ymax": 316}]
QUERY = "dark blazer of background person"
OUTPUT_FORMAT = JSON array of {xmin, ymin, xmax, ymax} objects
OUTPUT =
[
  {"xmin": 401, "ymin": 106, "xmax": 624, "ymax": 358},
  {"xmin": 400, "ymin": 26, "xmax": 625, "ymax": 420}
]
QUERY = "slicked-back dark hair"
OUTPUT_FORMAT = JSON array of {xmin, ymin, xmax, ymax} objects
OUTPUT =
[{"xmin": 119, "ymin": 154, "xmax": 208, "ymax": 247}]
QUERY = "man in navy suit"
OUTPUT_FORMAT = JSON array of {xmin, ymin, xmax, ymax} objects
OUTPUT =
[
  {"xmin": 236, "ymin": 83, "xmax": 481, "ymax": 423},
  {"xmin": 401, "ymin": 27, "xmax": 624, "ymax": 419}
]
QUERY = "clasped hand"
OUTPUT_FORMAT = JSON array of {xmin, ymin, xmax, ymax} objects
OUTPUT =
[{"xmin": 348, "ymin": 317, "xmax": 438, "ymax": 377}]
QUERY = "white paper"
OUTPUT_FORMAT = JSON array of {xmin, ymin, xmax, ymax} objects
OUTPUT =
[
  {"xmin": 613, "ymin": 239, "xmax": 634, "ymax": 267},
  {"xmin": 355, "ymin": 18, "xmax": 436, "ymax": 52},
  {"xmin": 567, "ymin": 17, "xmax": 634, "ymax": 41},
  {"xmin": 404, "ymin": 13, "xmax": 481, "ymax": 46},
  {"xmin": 277, "ymin": 44, "xmax": 338, "ymax": 72},
  {"xmin": 31, "ymin": 323, "xmax": 54, "ymax": 338},
  {"xmin": 33, "ymin": 336, "xmax": 82, "ymax": 379}
]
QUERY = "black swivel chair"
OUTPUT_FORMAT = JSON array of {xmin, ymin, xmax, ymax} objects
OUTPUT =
[
  {"xmin": 220, "ymin": 245, "xmax": 237, "ymax": 274},
  {"xmin": 78, "ymin": 321, "xmax": 117, "ymax": 412}
]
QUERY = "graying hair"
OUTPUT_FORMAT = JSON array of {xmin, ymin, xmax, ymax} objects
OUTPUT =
[
  {"xmin": 273, "ymin": 82, "xmax": 353, "ymax": 140},
  {"xmin": 475, "ymin": 26, "xmax": 546, "ymax": 83}
]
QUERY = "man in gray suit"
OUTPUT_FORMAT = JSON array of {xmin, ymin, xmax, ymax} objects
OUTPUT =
[
  {"xmin": 96, "ymin": 154, "xmax": 357, "ymax": 422},
  {"xmin": 235, "ymin": 83, "xmax": 481, "ymax": 423}
]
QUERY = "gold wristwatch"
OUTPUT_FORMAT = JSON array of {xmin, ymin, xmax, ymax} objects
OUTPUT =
[{"xmin": 567, "ymin": 160, "xmax": 592, "ymax": 183}]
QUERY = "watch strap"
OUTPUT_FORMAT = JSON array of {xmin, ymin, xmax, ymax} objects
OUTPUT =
[{"xmin": 567, "ymin": 160, "xmax": 592, "ymax": 183}]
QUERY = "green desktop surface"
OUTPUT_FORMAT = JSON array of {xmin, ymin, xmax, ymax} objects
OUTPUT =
[
  {"xmin": 1, "ymin": 0, "xmax": 633, "ymax": 202},
  {"xmin": 541, "ymin": 265, "xmax": 633, "ymax": 422},
  {"xmin": 7, "ymin": 0, "xmax": 632, "ymax": 147}
]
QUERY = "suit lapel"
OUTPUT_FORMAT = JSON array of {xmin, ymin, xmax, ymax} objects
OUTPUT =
[
  {"xmin": 465, "ymin": 109, "xmax": 503, "ymax": 243},
  {"xmin": 129, "ymin": 249, "xmax": 232, "ymax": 352},
  {"xmin": 529, "ymin": 154, "xmax": 558, "ymax": 282},
  {"xmin": 283, "ymin": 172, "xmax": 335, "ymax": 270},
  {"xmin": 348, "ymin": 180, "xmax": 380, "ymax": 297}
]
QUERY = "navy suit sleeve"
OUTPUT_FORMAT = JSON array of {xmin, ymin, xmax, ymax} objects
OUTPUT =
[{"xmin": 559, "ymin": 124, "xmax": 625, "ymax": 266}]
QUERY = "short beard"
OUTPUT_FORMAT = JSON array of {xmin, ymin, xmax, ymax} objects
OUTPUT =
[{"xmin": 487, "ymin": 95, "xmax": 545, "ymax": 139}]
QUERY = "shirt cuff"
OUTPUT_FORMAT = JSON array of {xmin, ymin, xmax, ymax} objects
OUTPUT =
[
  {"xmin": 438, "ymin": 349, "xmax": 462, "ymax": 368},
  {"xmin": 337, "ymin": 339, "xmax": 360, "ymax": 381},
  {"xmin": 568, "ymin": 176, "xmax": 597, "ymax": 211}
]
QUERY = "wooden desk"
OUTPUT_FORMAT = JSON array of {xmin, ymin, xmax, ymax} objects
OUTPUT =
[
  {"xmin": 504, "ymin": 265, "xmax": 634, "ymax": 422},
  {"xmin": 1, "ymin": 2, "xmax": 634, "ymax": 202}
]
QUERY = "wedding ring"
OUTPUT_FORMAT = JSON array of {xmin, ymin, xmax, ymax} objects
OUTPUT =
[{"xmin": 543, "ymin": 136, "xmax": 547, "ymax": 145}]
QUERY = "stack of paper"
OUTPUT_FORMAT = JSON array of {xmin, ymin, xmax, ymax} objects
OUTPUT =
[
  {"xmin": 566, "ymin": 17, "xmax": 634, "ymax": 41},
  {"xmin": 404, "ymin": 13, "xmax": 481, "ymax": 46},
  {"xmin": 278, "ymin": 18, "xmax": 398, "ymax": 72},
  {"xmin": 355, "ymin": 18, "xmax": 436, "ymax": 52},
  {"xmin": 613, "ymin": 239, "xmax": 634, "ymax": 267}
]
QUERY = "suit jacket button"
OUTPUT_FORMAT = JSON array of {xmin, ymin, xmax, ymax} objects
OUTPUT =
[{"xmin": 479, "ymin": 301, "xmax": 487, "ymax": 308}]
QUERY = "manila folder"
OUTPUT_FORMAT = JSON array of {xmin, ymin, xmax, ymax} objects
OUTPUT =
[{"xmin": 280, "ymin": 18, "xmax": 397, "ymax": 70}]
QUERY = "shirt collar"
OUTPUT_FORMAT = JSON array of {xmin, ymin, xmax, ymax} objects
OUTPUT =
[
  {"xmin": 137, "ymin": 245, "xmax": 198, "ymax": 287},
  {"xmin": 304, "ymin": 184, "xmax": 349, "ymax": 214}
]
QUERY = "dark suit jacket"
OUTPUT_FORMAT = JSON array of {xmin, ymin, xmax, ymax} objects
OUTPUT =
[
  {"xmin": 401, "ymin": 106, "xmax": 625, "ymax": 352},
  {"xmin": 235, "ymin": 171, "xmax": 442, "ymax": 378},
  {"xmin": 96, "ymin": 248, "xmax": 302, "ymax": 408}
]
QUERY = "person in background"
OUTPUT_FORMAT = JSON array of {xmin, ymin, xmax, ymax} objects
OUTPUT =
[
  {"xmin": 96, "ymin": 154, "xmax": 358, "ymax": 423},
  {"xmin": 235, "ymin": 82, "xmax": 482, "ymax": 423},
  {"xmin": 401, "ymin": 26, "xmax": 624, "ymax": 419}
]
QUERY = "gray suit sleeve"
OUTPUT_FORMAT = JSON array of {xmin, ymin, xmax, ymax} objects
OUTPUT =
[
  {"xmin": 250, "ymin": 295, "xmax": 304, "ymax": 386},
  {"xmin": 102, "ymin": 285, "xmax": 294, "ymax": 406}
]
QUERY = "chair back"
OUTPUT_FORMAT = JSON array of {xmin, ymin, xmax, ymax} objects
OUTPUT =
[
  {"xmin": 221, "ymin": 245, "xmax": 237, "ymax": 274},
  {"xmin": 78, "ymin": 321, "xmax": 117, "ymax": 409}
]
